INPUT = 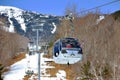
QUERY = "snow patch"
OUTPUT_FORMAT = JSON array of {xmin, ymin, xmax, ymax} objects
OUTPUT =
[
  {"xmin": 96, "ymin": 15, "xmax": 105, "ymax": 24},
  {"xmin": 3, "ymin": 58, "xmax": 27, "ymax": 80},
  {"xmin": 51, "ymin": 22, "xmax": 57, "ymax": 34},
  {"xmin": 56, "ymin": 70, "xmax": 66, "ymax": 80},
  {"xmin": 44, "ymin": 15, "xmax": 49, "ymax": 18},
  {"xmin": 0, "ymin": 6, "xmax": 26, "ymax": 32},
  {"xmin": 40, "ymin": 23, "xmax": 44, "ymax": 26},
  {"xmin": 8, "ymin": 17, "xmax": 15, "ymax": 32},
  {"xmin": 15, "ymin": 16, "xmax": 26, "ymax": 32},
  {"xmin": 0, "ymin": 6, "xmax": 23, "ymax": 11},
  {"xmin": 40, "ymin": 15, "xmax": 49, "ymax": 18}
]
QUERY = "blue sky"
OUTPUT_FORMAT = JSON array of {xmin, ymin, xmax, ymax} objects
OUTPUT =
[{"xmin": 0, "ymin": 0, "xmax": 120, "ymax": 16}]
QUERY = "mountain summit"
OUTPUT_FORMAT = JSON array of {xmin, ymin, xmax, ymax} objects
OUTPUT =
[{"xmin": 0, "ymin": 6, "xmax": 60, "ymax": 40}]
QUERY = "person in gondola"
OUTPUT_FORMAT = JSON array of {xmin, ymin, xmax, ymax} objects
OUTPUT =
[{"xmin": 66, "ymin": 44, "xmax": 72, "ymax": 48}]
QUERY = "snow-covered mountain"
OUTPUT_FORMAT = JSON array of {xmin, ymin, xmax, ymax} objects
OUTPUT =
[
  {"xmin": 0, "ymin": 6, "xmax": 60, "ymax": 41},
  {"xmin": 0, "ymin": 6, "xmax": 25, "ymax": 32}
]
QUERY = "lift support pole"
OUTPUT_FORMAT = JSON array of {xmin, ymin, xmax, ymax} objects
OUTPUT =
[
  {"xmin": 36, "ymin": 29, "xmax": 40, "ymax": 80},
  {"xmin": 33, "ymin": 28, "xmax": 43, "ymax": 80}
]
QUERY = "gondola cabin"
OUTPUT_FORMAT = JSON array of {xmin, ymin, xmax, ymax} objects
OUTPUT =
[{"xmin": 53, "ymin": 37, "xmax": 83, "ymax": 64}]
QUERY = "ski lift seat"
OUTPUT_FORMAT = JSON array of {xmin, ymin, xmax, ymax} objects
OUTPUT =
[{"xmin": 25, "ymin": 69, "xmax": 34, "ymax": 75}]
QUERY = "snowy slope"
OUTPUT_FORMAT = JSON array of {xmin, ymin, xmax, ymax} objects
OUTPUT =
[
  {"xmin": 0, "ymin": 6, "xmax": 60, "ymax": 41},
  {"xmin": 3, "ymin": 53, "xmax": 66, "ymax": 80},
  {"xmin": 0, "ymin": 6, "xmax": 26, "ymax": 32},
  {"xmin": 51, "ymin": 22, "xmax": 57, "ymax": 34}
]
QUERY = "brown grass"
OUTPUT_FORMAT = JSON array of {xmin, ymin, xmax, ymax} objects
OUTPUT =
[
  {"xmin": 8, "ymin": 52, "xmax": 26, "ymax": 66},
  {"xmin": 2, "ymin": 52, "xmax": 26, "ymax": 77},
  {"xmin": 23, "ymin": 75, "xmax": 31, "ymax": 80}
]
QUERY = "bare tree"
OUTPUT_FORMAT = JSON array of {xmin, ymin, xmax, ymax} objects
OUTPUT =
[{"xmin": 64, "ymin": 3, "xmax": 79, "ymax": 17}]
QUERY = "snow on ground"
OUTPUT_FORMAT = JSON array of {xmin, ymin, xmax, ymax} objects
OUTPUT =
[
  {"xmin": 8, "ymin": 17, "xmax": 15, "ymax": 32},
  {"xmin": 51, "ymin": 22, "xmax": 57, "ymax": 34},
  {"xmin": 96, "ymin": 15, "xmax": 105, "ymax": 24},
  {"xmin": 3, "ymin": 58, "xmax": 27, "ymax": 80},
  {"xmin": 3, "ymin": 53, "xmax": 66, "ymax": 80},
  {"xmin": 0, "ymin": 6, "xmax": 26, "ymax": 32}
]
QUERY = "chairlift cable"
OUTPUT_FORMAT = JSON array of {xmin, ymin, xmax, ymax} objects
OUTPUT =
[{"xmin": 79, "ymin": 0, "xmax": 120, "ymax": 13}]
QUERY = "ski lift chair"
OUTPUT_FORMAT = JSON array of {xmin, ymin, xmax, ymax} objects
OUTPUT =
[{"xmin": 25, "ymin": 67, "xmax": 34, "ymax": 76}]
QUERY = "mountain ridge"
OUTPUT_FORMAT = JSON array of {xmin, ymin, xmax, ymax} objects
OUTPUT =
[{"xmin": 0, "ymin": 6, "xmax": 60, "ymax": 41}]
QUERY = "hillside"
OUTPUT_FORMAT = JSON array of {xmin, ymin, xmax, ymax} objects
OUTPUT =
[
  {"xmin": 55, "ymin": 12, "xmax": 120, "ymax": 79},
  {"xmin": 0, "ymin": 17, "xmax": 29, "ymax": 66},
  {"xmin": 112, "ymin": 10, "xmax": 120, "ymax": 20}
]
